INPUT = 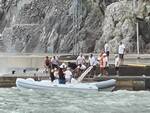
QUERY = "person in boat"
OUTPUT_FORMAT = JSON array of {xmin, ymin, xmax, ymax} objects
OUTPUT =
[
  {"xmin": 64, "ymin": 67, "xmax": 73, "ymax": 83},
  {"xmin": 58, "ymin": 67, "xmax": 66, "ymax": 84},
  {"xmin": 88, "ymin": 53, "xmax": 97, "ymax": 77},
  {"xmin": 44, "ymin": 56, "xmax": 51, "ymax": 73},
  {"xmin": 76, "ymin": 64, "xmax": 86, "ymax": 77},
  {"xmin": 60, "ymin": 63, "xmax": 67, "ymax": 71},
  {"xmin": 115, "ymin": 55, "xmax": 120, "ymax": 76},
  {"xmin": 51, "ymin": 56, "xmax": 59, "ymax": 69}
]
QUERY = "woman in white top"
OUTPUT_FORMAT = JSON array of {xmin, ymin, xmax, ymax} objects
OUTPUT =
[
  {"xmin": 64, "ymin": 67, "xmax": 73, "ymax": 83},
  {"xmin": 118, "ymin": 42, "xmax": 125, "ymax": 65}
]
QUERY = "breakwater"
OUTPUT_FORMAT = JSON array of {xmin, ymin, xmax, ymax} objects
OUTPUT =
[{"xmin": 0, "ymin": 73, "xmax": 150, "ymax": 91}]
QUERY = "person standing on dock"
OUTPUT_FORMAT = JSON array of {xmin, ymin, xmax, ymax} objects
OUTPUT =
[
  {"xmin": 44, "ymin": 56, "xmax": 51, "ymax": 73},
  {"xmin": 118, "ymin": 42, "xmax": 125, "ymax": 65},
  {"xmin": 98, "ymin": 51, "xmax": 108, "ymax": 76},
  {"xmin": 88, "ymin": 54, "xmax": 97, "ymax": 77},
  {"xmin": 51, "ymin": 56, "xmax": 59, "ymax": 69},
  {"xmin": 76, "ymin": 53, "xmax": 86, "ymax": 66},
  {"xmin": 104, "ymin": 42, "xmax": 110, "ymax": 59},
  {"xmin": 115, "ymin": 55, "xmax": 120, "ymax": 76}
]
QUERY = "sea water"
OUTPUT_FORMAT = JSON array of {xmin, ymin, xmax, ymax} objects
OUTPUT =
[{"xmin": 0, "ymin": 88, "xmax": 150, "ymax": 113}]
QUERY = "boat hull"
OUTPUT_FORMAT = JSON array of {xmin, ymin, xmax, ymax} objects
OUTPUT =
[{"xmin": 16, "ymin": 78, "xmax": 116, "ymax": 92}]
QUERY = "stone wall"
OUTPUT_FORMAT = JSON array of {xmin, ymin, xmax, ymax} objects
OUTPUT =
[{"xmin": 0, "ymin": 0, "xmax": 149, "ymax": 53}]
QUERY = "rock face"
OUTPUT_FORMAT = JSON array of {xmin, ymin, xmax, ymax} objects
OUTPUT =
[{"xmin": 0, "ymin": 0, "xmax": 150, "ymax": 53}]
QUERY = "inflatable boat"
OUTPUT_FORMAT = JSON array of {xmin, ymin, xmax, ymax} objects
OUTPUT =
[{"xmin": 16, "ymin": 78, "xmax": 116, "ymax": 91}]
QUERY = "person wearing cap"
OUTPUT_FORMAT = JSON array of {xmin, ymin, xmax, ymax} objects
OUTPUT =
[{"xmin": 59, "ymin": 63, "xmax": 67, "ymax": 72}]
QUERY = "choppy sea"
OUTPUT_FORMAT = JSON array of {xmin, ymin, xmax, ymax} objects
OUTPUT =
[{"xmin": 0, "ymin": 88, "xmax": 150, "ymax": 113}]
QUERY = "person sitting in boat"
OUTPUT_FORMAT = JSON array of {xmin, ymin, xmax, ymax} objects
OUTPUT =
[
  {"xmin": 53, "ymin": 68, "xmax": 59, "ymax": 79},
  {"xmin": 76, "ymin": 64, "xmax": 86, "ymax": 77},
  {"xmin": 59, "ymin": 63, "xmax": 67, "ymax": 71},
  {"xmin": 58, "ymin": 67, "xmax": 66, "ymax": 84},
  {"xmin": 64, "ymin": 67, "xmax": 73, "ymax": 83}
]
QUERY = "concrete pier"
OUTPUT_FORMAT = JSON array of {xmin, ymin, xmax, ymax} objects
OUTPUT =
[
  {"xmin": 93, "ymin": 76, "xmax": 150, "ymax": 90},
  {"xmin": 0, "ymin": 73, "xmax": 150, "ymax": 91},
  {"xmin": 0, "ymin": 73, "xmax": 49, "ymax": 87}
]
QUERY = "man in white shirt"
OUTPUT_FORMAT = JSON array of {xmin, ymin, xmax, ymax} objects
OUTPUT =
[
  {"xmin": 118, "ymin": 42, "xmax": 125, "ymax": 64},
  {"xmin": 104, "ymin": 42, "xmax": 110, "ymax": 58},
  {"xmin": 76, "ymin": 53, "xmax": 86, "ymax": 65},
  {"xmin": 88, "ymin": 54, "xmax": 97, "ymax": 77},
  {"xmin": 51, "ymin": 56, "xmax": 59, "ymax": 69},
  {"xmin": 89, "ymin": 54, "xmax": 97, "ymax": 66}
]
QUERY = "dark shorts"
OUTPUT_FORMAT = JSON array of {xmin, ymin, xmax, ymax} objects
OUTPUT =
[
  {"xmin": 59, "ymin": 79, "xmax": 66, "ymax": 84},
  {"xmin": 50, "ymin": 74, "xmax": 55, "ymax": 82},
  {"xmin": 106, "ymin": 51, "xmax": 109, "ymax": 57},
  {"xmin": 119, "ymin": 54, "xmax": 124, "ymax": 59},
  {"xmin": 115, "ymin": 67, "xmax": 119, "ymax": 71}
]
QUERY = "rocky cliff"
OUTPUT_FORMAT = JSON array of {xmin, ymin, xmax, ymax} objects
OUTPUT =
[{"xmin": 0, "ymin": 0, "xmax": 149, "ymax": 53}]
